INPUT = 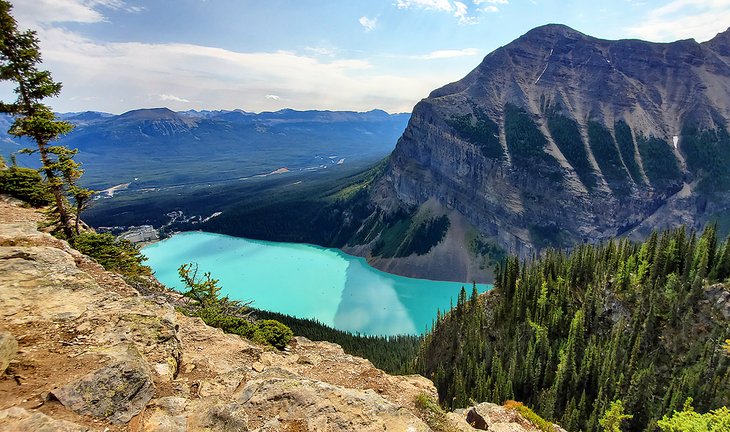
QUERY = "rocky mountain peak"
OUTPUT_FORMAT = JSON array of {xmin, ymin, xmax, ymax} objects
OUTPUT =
[
  {"xmin": 704, "ymin": 26, "xmax": 730, "ymax": 56},
  {"xmin": 359, "ymin": 24, "xmax": 730, "ymax": 279}
]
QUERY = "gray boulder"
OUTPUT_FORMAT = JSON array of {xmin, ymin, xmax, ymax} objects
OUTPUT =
[{"xmin": 52, "ymin": 359, "xmax": 153, "ymax": 424}]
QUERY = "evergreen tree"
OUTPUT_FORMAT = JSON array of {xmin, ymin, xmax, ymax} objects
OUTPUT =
[
  {"xmin": 0, "ymin": 1, "xmax": 90, "ymax": 238},
  {"xmin": 418, "ymin": 225, "xmax": 730, "ymax": 432}
]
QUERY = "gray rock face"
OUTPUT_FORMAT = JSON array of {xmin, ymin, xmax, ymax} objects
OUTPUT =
[
  {"xmin": 370, "ymin": 24, "xmax": 730, "ymax": 260},
  {"xmin": 0, "ymin": 331, "xmax": 17, "ymax": 375},
  {"xmin": 706, "ymin": 283, "xmax": 730, "ymax": 319},
  {"xmin": 51, "ymin": 359, "xmax": 154, "ymax": 424}
]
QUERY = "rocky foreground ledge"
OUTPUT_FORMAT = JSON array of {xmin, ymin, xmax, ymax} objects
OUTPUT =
[{"xmin": 0, "ymin": 196, "xmax": 560, "ymax": 431}]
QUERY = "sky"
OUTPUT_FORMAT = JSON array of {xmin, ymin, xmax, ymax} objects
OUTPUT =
[{"xmin": 2, "ymin": 0, "xmax": 730, "ymax": 114}]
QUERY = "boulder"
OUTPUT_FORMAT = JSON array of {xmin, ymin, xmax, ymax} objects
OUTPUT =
[
  {"xmin": 51, "ymin": 359, "xmax": 154, "ymax": 424},
  {"xmin": 0, "ymin": 331, "xmax": 17, "ymax": 374}
]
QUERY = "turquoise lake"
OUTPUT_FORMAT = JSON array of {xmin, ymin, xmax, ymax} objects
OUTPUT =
[{"xmin": 141, "ymin": 232, "xmax": 491, "ymax": 336}]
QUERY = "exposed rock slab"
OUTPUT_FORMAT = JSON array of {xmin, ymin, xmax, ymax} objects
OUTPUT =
[{"xmin": 0, "ymin": 331, "xmax": 17, "ymax": 375}]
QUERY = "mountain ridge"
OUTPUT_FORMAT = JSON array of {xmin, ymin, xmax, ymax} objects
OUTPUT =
[
  {"xmin": 0, "ymin": 108, "xmax": 410, "ymax": 190},
  {"xmin": 356, "ymin": 23, "xmax": 730, "ymax": 278}
]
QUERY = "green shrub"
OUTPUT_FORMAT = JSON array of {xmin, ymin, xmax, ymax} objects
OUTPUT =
[
  {"xmin": 0, "ymin": 166, "xmax": 52, "ymax": 207},
  {"xmin": 72, "ymin": 232, "xmax": 151, "ymax": 277},
  {"xmin": 251, "ymin": 319, "xmax": 294, "ymax": 350},
  {"xmin": 177, "ymin": 263, "xmax": 293, "ymax": 350}
]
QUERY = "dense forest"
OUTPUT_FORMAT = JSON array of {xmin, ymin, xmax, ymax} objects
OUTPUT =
[{"xmin": 417, "ymin": 225, "xmax": 730, "ymax": 431}]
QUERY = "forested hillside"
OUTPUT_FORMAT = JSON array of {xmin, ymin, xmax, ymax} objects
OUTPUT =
[{"xmin": 417, "ymin": 226, "xmax": 730, "ymax": 431}]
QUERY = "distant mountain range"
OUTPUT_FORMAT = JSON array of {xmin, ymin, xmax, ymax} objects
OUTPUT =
[{"xmin": 0, "ymin": 108, "xmax": 409, "ymax": 189}]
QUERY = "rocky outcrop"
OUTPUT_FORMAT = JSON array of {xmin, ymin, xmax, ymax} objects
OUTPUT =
[
  {"xmin": 362, "ymin": 24, "xmax": 730, "ymax": 267},
  {"xmin": 443, "ymin": 402, "xmax": 567, "ymax": 432},
  {"xmin": 705, "ymin": 283, "xmax": 730, "ymax": 320}
]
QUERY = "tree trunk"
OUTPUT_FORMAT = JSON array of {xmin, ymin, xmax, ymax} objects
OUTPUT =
[{"xmin": 37, "ymin": 142, "xmax": 73, "ymax": 238}]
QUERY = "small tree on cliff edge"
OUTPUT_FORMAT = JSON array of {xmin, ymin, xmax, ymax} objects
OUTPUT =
[{"xmin": 0, "ymin": 0, "xmax": 90, "ymax": 238}]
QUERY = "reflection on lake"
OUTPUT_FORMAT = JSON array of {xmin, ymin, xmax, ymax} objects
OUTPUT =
[{"xmin": 142, "ymin": 232, "xmax": 491, "ymax": 336}]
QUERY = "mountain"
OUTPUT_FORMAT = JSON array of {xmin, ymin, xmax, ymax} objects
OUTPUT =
[
  {"xmin": 359, "ymin": 24, "xmax": 730, "ymax": 275},
  {"xmin": 0, "ymin": 108, "xmax": 409, "ymax": 189}
]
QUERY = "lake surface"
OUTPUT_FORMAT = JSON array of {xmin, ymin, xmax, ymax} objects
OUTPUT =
[{"xmin": 141, "ymin": 232, "xmax": 490, "ymax": 336}]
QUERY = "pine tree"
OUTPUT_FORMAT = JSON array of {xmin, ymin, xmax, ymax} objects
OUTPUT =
[{"xmin": 0, "ymin": 1, "xmax": 88, "ymax": 238}]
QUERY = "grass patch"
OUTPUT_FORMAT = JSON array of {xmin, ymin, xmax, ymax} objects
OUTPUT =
[
  {"xmin": 504, "ymin": 400, "xmax": 557, "ymax": 432},
  {"xmin": 415, "ymin": 393, "xmax": 460, "ymax": 432}
]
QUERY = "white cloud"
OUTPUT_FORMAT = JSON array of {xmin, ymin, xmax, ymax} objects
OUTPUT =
[
  {"xmin": 359, "ymin": 16, "xmax": 377, "ymax": 32},
  {"xmin": 10, "ymin": 0, "xmax": 142, "ymax": 26},
  {"xmin": 479, "ymin": 5, "xmax": 499, "ymax": 12},
  {"xmin": 415, "ymin": 48, "xmax": 481, "ymax": 59},
  {"xmin": 395, "ymin": 0, "xmax": 454, "ymax": 12},
  {"xmin": 265, "ymin": 94, "xmax": 281, "ymax": 100},
  {"xmin": 453, "ymin": 2, "xmax": 477, "ymax": 24},
  {"xmin": 626, "ymin": 0, "xmax": 730, "ymax": 42},
  {"xmin": 305, "ymin": 46, "xmax": 336, "ymax": 56},
  {"xmin": 19, "ymin": 27, "xmax": 449, "ymax": 114},
  {"xmin": 472, "ymin": 0, "xmax": 508, "ymax": 4},
  {"xmin": 396, "ymin": 0, "xmax": 479, "ymax": 24},
  {"xmin": 159, "ymin": 94, "xmax": 190, "ymax": 103}
]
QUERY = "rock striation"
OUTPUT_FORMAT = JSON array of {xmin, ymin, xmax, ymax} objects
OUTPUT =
[
  {"xmin": 367, "ymin": 24, "xmax": 730, "ymax": 263},
  {"xmin": 0, "ymin": 197, "xmax": 559, "ymax": 431}
]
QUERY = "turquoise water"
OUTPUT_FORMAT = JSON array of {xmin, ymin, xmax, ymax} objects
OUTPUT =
[{"xmin": 141, "ymin": 232, "xmax": 491, "ymax": 336}]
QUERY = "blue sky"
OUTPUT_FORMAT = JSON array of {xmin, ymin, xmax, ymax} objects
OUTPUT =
[{"xmin": 3, "ymin": 0, "xmax": 730, "ymax": 114}]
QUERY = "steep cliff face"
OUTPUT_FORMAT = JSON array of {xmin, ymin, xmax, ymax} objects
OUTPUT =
[{"xmin": 371, "ymin": 24, "xmax": 730, "ymax": 259}]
